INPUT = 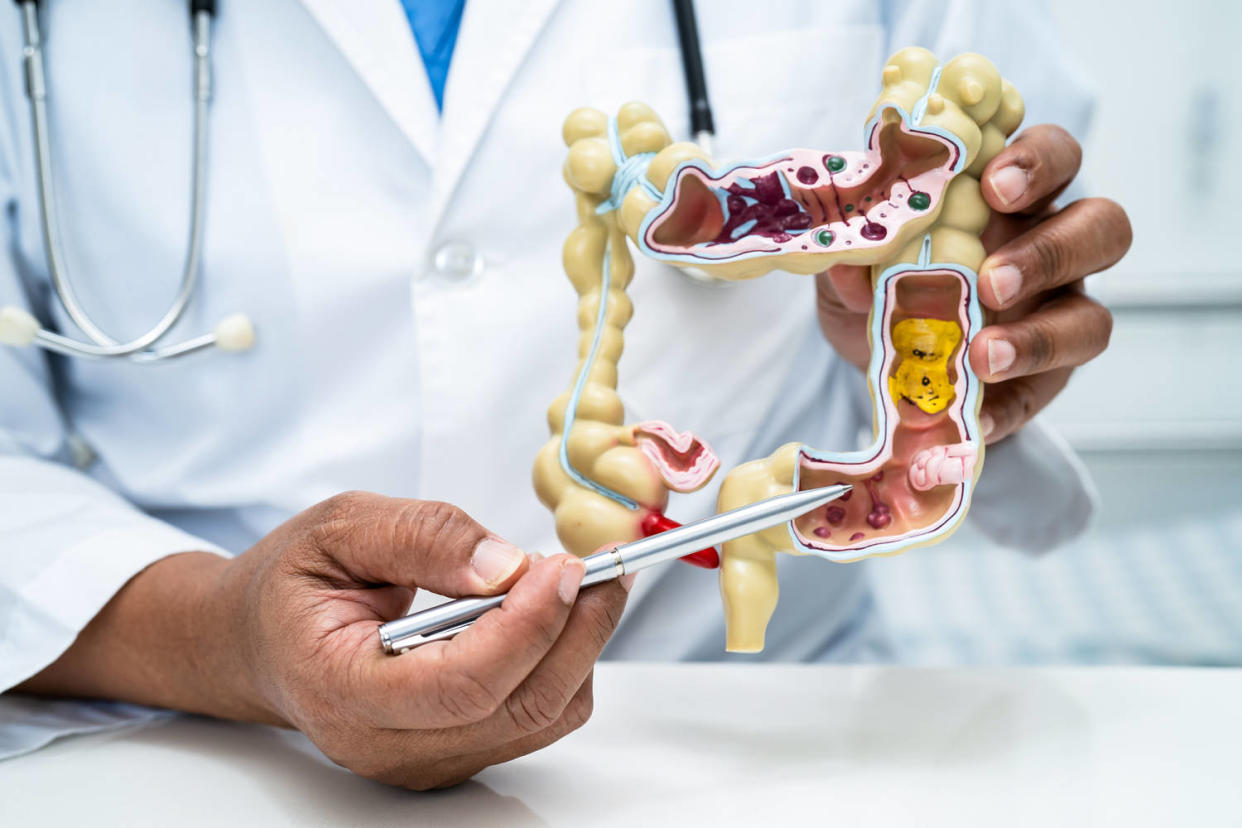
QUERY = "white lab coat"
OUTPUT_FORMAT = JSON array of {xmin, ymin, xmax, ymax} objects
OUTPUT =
[{"xmin": 0, "ymin": 0, "xmax": 1096, "ymax": 757}]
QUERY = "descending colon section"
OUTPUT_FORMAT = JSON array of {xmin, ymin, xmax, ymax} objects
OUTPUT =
[{"xmin": 791, "ymin": 267, "xmax": 979, "ymax": 556}]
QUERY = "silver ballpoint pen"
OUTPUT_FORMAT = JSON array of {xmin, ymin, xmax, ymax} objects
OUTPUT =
[{"xmin": 378, "ymin": 483, "xmax": 852, "ymax": 654}]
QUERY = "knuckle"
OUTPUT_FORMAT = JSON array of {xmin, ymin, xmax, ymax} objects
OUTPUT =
[
  {"xmin": 316, "ymin": 490, "xmax": 371, "ymax": 522},
  {"xmin": 1022, "ymin": 317, "xmax": 1059, "ymax": 372},
  {"xmin": 436, "ymin": 662, "xmax": 503, "ymax": 724},
  {"xmin": 1023, "ymin": 124, "xmax": 1080, "ymax": 176},
  {"xmin": 1048, "ymin": 124, "xmax": 1082, "ymax": 167},
  {"xmin": 563, "ymin": 690, "xmax": 595, "ymax": 733},
  {"xmin": 1029, "ymin": 227, "xmax": 1068, "ymax": 285},
  {"xmin": 582, "ymin": 589, "xmax": 626, "ymax": 652},
  {"xmin": 528, "ymin": 607, "xmax": 565, "ymax": 652},
  {"xmin": 1095, "ymin": 197, "xmax": 1133, "ymax": 250},
  {"xmin": 1071, "ymin": 198, "xmax": 1132, "ymax": 270},
  {"xmin": 1008, "ymin": 378, "xmax": 1041, "ymax": 426},
  {"xmin": 506, "ymin": 678, "xmax": 571, "ymax": 734},
  {"xmin": 1087, "ymin": 300, "xmax": 1114, "ymax": 356},
  {"xmin": 1099, "ymin": 304, "xmax": 1115, "ymax": 345},
  {"xmin": 304, "ymin": 490, "xmax": 374, "ymax": 551},
  {"xmin": 409, "ymin": 500, "xmax": 475, "ymax": 552}
]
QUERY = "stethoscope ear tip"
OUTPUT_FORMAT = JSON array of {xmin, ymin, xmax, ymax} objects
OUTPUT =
[
  {"xmin": 0, "ymin": 306, "xmax": 40, "ymax": 347},
  {"xmin": 215, "ymin": 313, "xmax": 256, "ymax": 352}
]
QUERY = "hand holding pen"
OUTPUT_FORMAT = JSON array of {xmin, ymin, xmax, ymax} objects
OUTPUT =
[
  {"xmin": 27, "ymin": 486, "xmax": 846, "ymax": 789},
  {"xmin": 26, "ymin": 492, "xmax": 628, "ymax": 790}
]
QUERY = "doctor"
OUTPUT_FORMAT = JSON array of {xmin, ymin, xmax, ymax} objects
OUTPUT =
[{"xmin": 0, "ymin": 0, "xmax": 1128, "ymax": 789}]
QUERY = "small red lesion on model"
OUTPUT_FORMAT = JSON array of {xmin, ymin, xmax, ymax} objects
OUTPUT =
[{"xmin": 640, "ymin": 511, "xmax": 720, "ymax": 569}]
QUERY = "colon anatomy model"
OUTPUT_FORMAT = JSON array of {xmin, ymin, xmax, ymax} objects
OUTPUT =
[{"xmin": 532, "ymin": 48, "xmax": 1024, "ymax": 651}]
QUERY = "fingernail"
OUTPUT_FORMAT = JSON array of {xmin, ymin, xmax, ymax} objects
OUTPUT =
[
  {"xmin": 558, "ymin": 559, "xmax": 586, "ymax": 604},
  {"xmin": 987, "ymin": 338, "xmax": 1016, "ymax": 377},
  {"xmin": 991, "ymin": 165, "xmax": 1029, "ymax": 206},
  {"xmin": 471, "ymin": 538, "xmax": 525, "ymax": 587},
  {"xmin": 980, "ymin": 412, "xmax": 996, "ymax": 440},
  {"xmin": 620, "ymin": 573, "xmax": 638, "ymax": 593},
  {"xmin": 988, "ymin": 264, "xmax": 1022, "ymax": 307}
]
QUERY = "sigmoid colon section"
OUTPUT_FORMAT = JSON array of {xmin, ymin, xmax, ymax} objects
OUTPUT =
[
  {"xmin": 642, "ymin": 109, "xmax": 959, "ymax": 264},
  {"xmin": 793, "ymin": 269, "xmax": 977, "ymax": 556}
]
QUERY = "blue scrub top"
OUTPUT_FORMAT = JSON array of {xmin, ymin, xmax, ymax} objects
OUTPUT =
[{"xmin": 398, "ymin": 0, "xmax": 466, "ymax": 111}]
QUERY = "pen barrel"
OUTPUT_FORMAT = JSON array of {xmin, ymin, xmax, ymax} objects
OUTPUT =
[
  {"xmin": 379, "ymin": 593, "xmax": 504, "ymax": 653},
  {"xmin": 378, "ymin": 550, "xmax": 623, "ymax": 653},
  {"xmin": 607, "ymin": 484, "xmax": 850, "ymax": 574},
  {"xmin": 378, "ymin": 485, "xmax": 849, "ymax": 654}
]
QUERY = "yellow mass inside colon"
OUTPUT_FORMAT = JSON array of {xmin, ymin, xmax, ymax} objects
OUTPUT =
[{"xmin": 888, "ymin": 318, "xmax": 962, "ymax": 414}]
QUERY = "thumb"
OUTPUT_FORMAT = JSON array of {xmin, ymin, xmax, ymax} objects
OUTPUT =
[{"xmin": 301, "ymin": 491, "xmax": 529, "ymax": 597}]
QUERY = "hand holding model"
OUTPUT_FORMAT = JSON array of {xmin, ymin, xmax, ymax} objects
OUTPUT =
[
  {"xmin": 534, "ymin": 48, "xmax": 1131, "ymax": 653},
  {"xmin": 19, "ymin": 493, "xmax": 629, "ymax": 789},
  {"xmin": 818, "ymin": 124, "xmax": 1130, "ymax": 444}
]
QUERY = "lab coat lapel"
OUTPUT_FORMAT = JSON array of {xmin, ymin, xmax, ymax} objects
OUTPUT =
[
  {"xmin": 431, "ymin": 0, "xmax": 564, "ymax": 222},
  {"xmin": 295, "ymin": 0, "xmax": 439, "ymax": 163}
]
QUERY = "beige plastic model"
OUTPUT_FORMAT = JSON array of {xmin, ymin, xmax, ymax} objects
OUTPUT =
[
  {"xmin": 532, "ymin": 103, "xmax": 721, "ymax": 559},
  {"xmin": 534, "ymin": 49, "xmax": 1024, "ymax": 651}
]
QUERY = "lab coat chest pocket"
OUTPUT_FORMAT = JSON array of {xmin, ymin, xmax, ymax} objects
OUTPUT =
[{"xmin": 581, "ymin": 25, "xmax": 883, "ymax": 441}]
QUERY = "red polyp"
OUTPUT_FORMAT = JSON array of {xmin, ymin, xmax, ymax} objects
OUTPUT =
[
  {"xmin": 863, "ymin": 476, "xmax": 893, "ymax": 529},
  {"xmin": 641, "ymin": 512, "xmax": 721, "ymax": 569},
  {"xmin": 712, "ymin": 172, "xmax": 808, "ymax": 244}
]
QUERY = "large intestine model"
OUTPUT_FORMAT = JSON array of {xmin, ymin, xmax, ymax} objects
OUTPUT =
[{"xmin": 533, "ymin": 48, "xmax": 1024, "ymax": 651}]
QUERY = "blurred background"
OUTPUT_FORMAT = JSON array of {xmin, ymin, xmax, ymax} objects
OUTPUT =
[{"xmin": 869, "ymin": 0, "xmax": 1242, "ymax": 665}]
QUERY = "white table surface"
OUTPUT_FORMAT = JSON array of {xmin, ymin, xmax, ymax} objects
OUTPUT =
[{"xmin": 2, "ymin": 664, "xmax": 1239, "ymax": 827}]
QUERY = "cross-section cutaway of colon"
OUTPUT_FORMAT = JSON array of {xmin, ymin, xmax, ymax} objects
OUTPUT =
[{"xmin": 533, "ymin": 48, "xmax": 1025, "ymax": 651}]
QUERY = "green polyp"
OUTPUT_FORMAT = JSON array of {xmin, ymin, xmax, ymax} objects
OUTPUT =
[
  {"xmin": 908, "ymin": 191, "xmax": 931, "ymax": 210},
  {"xmin": 826, "ymin": 155, "xmax": 846, "ymax": 173},
  {"xmin": 845, "ymin": 204, "xmax": 854, "ymax": 212},
  {"xmin": 815, "ymin": 229, "xmax": 834, "ymax": 246}
]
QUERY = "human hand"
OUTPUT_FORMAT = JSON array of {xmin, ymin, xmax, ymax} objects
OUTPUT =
[
  {"xmin": 222, "ymin": 492, "xmax": 628, "ymax": 789},
  {"xmin": 20, "ymin": 491, "xmax": 628, "ymax": 791},
  {"xmin": 816, "ymin": 124, "xmax": 1131, "ymax": 443}
]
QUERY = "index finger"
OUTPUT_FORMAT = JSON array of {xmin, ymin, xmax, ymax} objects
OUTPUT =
[
  {"xmin": 298, "ymin": 492, "xmax": 529, "ymax": 598},
  {"xmin": 981, "ymin": 124, "xmax": 1082, "ymax": 216},
  {"xmin": 817, "ymin": 263, "xmax": 873, "ymax": 313},
  {"xmin": 357, "ymin": 554, "xmax": 586, "ymax": 730}
]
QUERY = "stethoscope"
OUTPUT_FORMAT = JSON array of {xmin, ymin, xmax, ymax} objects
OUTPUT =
[
  {"xmin": 0, "ymin": 0, "xmax": 253, "ymax": 363},
  {"xmin": 0, "ymin": 0, "xmax": 716, "ymax": 365}
]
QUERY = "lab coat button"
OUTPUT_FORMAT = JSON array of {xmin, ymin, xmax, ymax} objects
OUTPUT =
[{"xmin": 432, "ymin": 241, "xmax": 484, "ymax": 281}]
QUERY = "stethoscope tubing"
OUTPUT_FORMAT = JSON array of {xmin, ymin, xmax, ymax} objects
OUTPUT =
[
  {"xmin": 9, "ymin": 1, "xmax": 241, "ymax": 362},
  {"xmin": 5, "ymin": 1, "xmax": 711, "ymax": 362}
]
